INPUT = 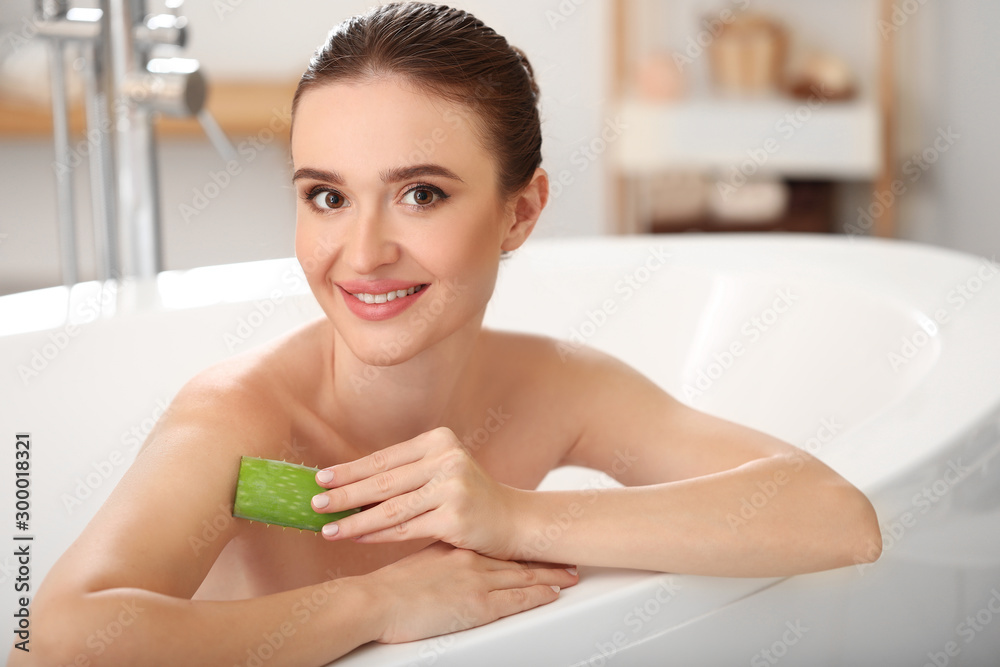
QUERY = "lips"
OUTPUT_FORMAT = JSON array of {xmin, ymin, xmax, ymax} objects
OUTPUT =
[{"xmin": 335, "ymin": 279, "xmax": 430, "ymax": 321}]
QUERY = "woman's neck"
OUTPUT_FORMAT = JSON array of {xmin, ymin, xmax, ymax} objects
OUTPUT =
[{"xmin": 326, "ymin": 315, "xmax": 486, "ymax": 454}]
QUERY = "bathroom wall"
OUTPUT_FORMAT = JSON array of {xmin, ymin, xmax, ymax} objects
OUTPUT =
[
  {"xmin": 0, "ymin": 0, "xmax": 611, "ymax": 294},
  {"xmin": 877, "ymin": 0, "xmax": 1000, "ymax": 257},
  {"xmin": 935, "ymin": 1, "xmax": 1000, "ymax": 255}
]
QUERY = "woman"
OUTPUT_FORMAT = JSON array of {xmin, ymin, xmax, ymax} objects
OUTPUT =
[{"xmin": 17, "ymin": 3, "xmax": 881, "ymax": 665}]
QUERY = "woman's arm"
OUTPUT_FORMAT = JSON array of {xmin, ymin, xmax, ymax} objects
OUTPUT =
[
  {"xmin": 16, "ymin": 573, "xmax": 379, "ymax": 667},
  {"xmin": 510, "ymin": 457, "xmax": 876, "ymax": 576},
  {"xmin": 509, "ymin": 345, "xmax": 882, "ymax": 575},
  {"xmin": 14, "ymin": 542, "xmax": 574, "ymax": 667},
  {"xmin": 10, "ymin": 365, "xmax": 577, "ymax": 665}
]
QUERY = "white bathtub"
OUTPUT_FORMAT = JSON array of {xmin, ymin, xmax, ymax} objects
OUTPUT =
[{"xmin": 2, "ymin": 234, "xmax": 999, "ymax": 666}]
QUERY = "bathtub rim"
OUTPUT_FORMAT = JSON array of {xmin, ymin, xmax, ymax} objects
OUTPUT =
[
  {"xmin": 3, "ymin": 232, "xmax": 999, "ymax": 665},
  {"xmin": 3, "ymin": 232, "xmax": 998, "ymax": 501}
]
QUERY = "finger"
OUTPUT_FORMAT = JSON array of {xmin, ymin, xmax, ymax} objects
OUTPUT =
[
  {"xmin": 487, "ymin": 563, "xmax": 579, "ymax": 592},
  {"xmin": 472, "ymin": 553, "xmax": 579, "ymax": 574},
  {"xmin": 519, "ymin": 560, "xmax": 577, "ymax": 570},
  {"xmin": 312, "ymin": 459, "xmax": 430, "ymax": 514},
  {"xmin": 326, "ymin": 491, "xmax": 437, "ymax": 541},
  {"xmin": 315, "ymin": 436, "xmax": 428, "ymax": 488},
  {"xmin": 486, "ymin": 584, "xmax": 561, "ymax": 620},
  {"xmin": 517, "ymin": 561, "xmax": 581, "ymax": 584}
]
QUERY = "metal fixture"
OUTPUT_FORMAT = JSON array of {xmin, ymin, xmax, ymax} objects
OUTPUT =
[{"xmin": 35, "ymin": 0, "xmax": 226, "ymax": 284}]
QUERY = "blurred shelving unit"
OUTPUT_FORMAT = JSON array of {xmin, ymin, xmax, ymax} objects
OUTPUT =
[
  {"xmin": 617, "ymin": 98, "xmax": 880, "ymax": 177},
  {"xmin": 609, "ymin": 0, "xmax": 897, "ymax": 237},
  {"xmin": 0, "ymin": 81, "xmax": 296, "ymax": 139}
]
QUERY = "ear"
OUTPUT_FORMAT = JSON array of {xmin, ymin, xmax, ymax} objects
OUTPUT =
[{"xmin": 500, "ymin": 168, "xmax": 549, "ymax": 252}]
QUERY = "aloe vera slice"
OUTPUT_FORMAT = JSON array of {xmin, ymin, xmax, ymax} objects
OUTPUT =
[{"xmin": 232, "ymin": 456, "xmax": 360, "ymax": 531}]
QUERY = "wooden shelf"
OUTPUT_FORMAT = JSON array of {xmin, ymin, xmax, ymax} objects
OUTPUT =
[
  {"xmin": 0, "ymin": 80, "xmax": 297, "ymax": 139},
  {"xmin": 614, "ymin": 96, "xmax": 881, "ymax": 180},
  {"xmin": 609, "ymin": 0, "xmax": 897, "ymax": 236},
  {"xmin": 651, "ymin": 180, "xmax": 835, "ymax": 234}
]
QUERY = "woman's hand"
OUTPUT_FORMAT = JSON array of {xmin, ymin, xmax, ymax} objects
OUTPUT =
[
  {"xmin": 364, "ymin": 542, "xmax": 579, "ymax": 644},
  {"xmin": 312, "ymin": 427, "xmax": 523, "ymax": 559}
]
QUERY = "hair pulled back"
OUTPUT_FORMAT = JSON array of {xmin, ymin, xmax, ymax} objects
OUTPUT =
[{"xmin": 293, "ymin": 2, "xmax": 542, "ymax": 201}]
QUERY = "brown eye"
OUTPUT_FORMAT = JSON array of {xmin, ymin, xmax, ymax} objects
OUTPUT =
[
  {"xmin": 402, "ymin": 185, "xmax": 447, "ymax": 207},
  {"xmin": 311, "ymin": 189, "xmax": 347, "ymax": 210}
]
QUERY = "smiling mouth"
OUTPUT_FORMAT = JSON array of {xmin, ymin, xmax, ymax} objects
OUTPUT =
[{"xmin": 347, "ymin": 284, "xmax": 429, "ymax": 304}]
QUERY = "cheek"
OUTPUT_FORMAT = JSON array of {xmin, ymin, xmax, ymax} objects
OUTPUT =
[
  {"xmin": 294, "ymin": 217, "xmax": 338, "ymax": 282},
  {"xmin": 293, "ymin": 222, "xmax": 307, "ymax": 266},
  {"xmin": 419, "ymin": 208, "xmax": 500, "ymax": 280},
  {"xmin": 293, "ymin": 225, "xmax": 318, "ymax": 283},
  {"xmin": 429, "ymin": 218, "xmax": 501, "ymax": 310}
]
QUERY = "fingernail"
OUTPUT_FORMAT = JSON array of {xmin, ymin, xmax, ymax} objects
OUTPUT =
[
  {"xmin": 312, "ymin": 494, "xmax": 330, "ymax": 509},
  {"xmin": 322, "ymin": 523, "xmax": 339, "ymax": 537},
  {"xmin": 317, "ymin": 469, "xmax": 334, "ymax": 484},
  {"xmin": 565, "ymin": 567, "xmax": 577, "ymax": 576},
  {"xmin": 550, "ymin": 585, "xmax": 561, "ymax": 593}
]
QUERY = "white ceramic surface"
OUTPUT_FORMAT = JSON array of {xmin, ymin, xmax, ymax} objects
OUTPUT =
[{"xmin": 2, "ymin": 234, "xmax": 998, "ymax": 666}]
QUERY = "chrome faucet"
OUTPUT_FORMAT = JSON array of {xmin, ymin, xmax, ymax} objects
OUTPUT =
[{"xmin": 36, "ymin": 0, "xmax": 224, "ymax": 285}]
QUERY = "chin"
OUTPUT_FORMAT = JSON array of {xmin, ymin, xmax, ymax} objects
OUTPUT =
[
  {"xmin": 347, "ymin": 333, "xmax": 423, "ymax": 367},
  {"xmin": 338, "ymin": 306, "xmax": 484, "ymax": 368}
]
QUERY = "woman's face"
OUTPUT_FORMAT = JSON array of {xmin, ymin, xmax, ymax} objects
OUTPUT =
[{"xmin": 291, "ymin": 77, "xmax": 522, "ymax": 366}]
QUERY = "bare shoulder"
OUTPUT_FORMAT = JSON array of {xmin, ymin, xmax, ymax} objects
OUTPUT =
[
  {"xmin": 480, "ymin": 329, "xmax": 693, "ymax": 479},
  {"xmin": 147, "ymin": 316, "xmax": 329, "ymax": 457},
  {"xmin": 35, "ymin": 319, "xmax": 327, "ymax": 604},
  {"xmin": 489, "ymin": 331, "xmax": 799, "ymax": 487},
  {"xmin": 477, "ymin": 328, "xmax": 663, "ymax": 435},
  {"xmin": 477, "ymin": 328, "xmax": 566, "ymax": 386},
  {"xmin": 479, "ymin": 327, "xmax": 651, "ymax": 392}
]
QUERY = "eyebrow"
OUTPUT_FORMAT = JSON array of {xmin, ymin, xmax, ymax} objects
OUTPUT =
[{"xmin": 291, "ymin": 164, "xmax": 466, "ymax": 185}]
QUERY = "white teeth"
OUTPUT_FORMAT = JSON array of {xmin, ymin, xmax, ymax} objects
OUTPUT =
[{"xmin": 352, "ymin": 284, "xmax": 425, "ymax": 303}]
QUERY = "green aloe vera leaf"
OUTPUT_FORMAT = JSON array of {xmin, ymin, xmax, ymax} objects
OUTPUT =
[{"xmin": 232, "ymin": 456, "xmax": 360, "ymax": 531}]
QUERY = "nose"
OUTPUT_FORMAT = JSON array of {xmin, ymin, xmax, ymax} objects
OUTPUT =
[{"xmin": 343, "ymin": 205, "xmax": 400, "ymax": 275}]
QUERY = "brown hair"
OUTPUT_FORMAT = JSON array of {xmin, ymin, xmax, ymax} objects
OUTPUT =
[{"xmin": 292, "ymin": 2, "xmax": 542, "ymax": 202}]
